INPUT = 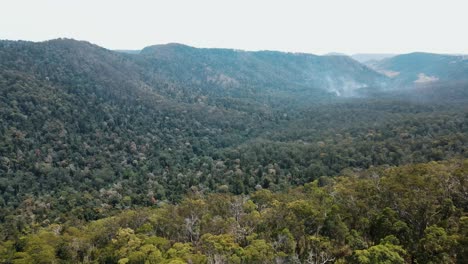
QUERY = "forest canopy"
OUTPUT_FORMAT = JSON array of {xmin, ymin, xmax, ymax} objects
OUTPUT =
[
  {"xmin": 1, "ymin": 159, "xmax": 467, "ymax": 263},
  {"xmin": 0, "ymin": 39, "xmax": 467, "ymax": 263}
]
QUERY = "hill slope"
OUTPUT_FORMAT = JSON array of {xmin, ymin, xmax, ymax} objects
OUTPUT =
[
  {"xmin": 138, "ymin": 43, "xmax": 388, "ymax": 98},
  {"xmin": 0, "ymin": 39, "xmax": 467, "ymax": 228},
  {"xmin": 373, "ymin": 52, "xmax": 468, "ymax": 87}
]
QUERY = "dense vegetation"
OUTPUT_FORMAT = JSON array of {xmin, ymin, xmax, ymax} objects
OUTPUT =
[
  {"xmin": 1, "ymin": 159, "xmax": 467, "ymax": 263},
  {"xmin": 0, "ymin": 39, "xmax": 468, "ymax": 263}
]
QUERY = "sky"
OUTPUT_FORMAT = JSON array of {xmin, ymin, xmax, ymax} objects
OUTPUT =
[{"xmin": 1, "ymin": 0, "xmax": 467, "ymax": 55}]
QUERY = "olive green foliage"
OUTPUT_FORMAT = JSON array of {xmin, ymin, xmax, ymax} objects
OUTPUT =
[
  {"xmin": 1, "ymin": 159, "xmax": 466, "ymax": 263},
  {"xmin": 1, "ymin": 39, "xmax": 468, "ymax": 263},
  {"xmin": 1, "ymin": 40, "xmax": 467, "ymax": 231}
]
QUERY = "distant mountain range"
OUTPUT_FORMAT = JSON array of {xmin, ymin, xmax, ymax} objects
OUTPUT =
[{"xmin": 2, "ymin": 39, "xmax": 468, "ymax": 103}]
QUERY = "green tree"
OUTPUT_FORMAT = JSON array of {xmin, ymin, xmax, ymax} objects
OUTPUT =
[
  {"xmin": 416, "ymin": 225, "xmax": 457, "ymax": 264},
  {"xmin": 352, "ymin": 238, "xmax": 406, "ymax": 264},
  {"xmin": 243, "ymin": 239, "xmax": 275, "ymax": 263}
]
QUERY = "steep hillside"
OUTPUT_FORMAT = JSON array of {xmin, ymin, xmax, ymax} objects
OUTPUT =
[
  {"xmin": 138, "ymin": 43, "xmax": 388, "ymax": 98},
  {"xmin": 0, "ymin": 39, "xmax": 272, "ymax": 211}
]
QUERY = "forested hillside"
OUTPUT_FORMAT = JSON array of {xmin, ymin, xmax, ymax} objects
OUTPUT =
[
  {"xmin": 372, "ymin": 52, "xmax": 468, "ymax": 88},
  {"xmin": 137, "ymin": 43, "xmax": 387, "ymax": 98},
  {"xmin": 0, "ymin": 39, "xmax": 468, "ymax": 263}
]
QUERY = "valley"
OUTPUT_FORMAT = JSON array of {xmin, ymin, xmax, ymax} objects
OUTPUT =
[{"xmin": 0, "ymin": 39, "xmax": 467, "ymax": 263}]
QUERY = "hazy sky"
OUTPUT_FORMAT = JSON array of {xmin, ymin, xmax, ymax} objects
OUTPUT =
[{"xmin": 1, "ymin": 0, "xmax": 467, "ymax": 54}]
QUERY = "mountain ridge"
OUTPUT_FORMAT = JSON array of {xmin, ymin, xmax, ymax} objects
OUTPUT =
[{"xmin": 373, "ymin": 52, "xmax": 468, "ymax": 86}]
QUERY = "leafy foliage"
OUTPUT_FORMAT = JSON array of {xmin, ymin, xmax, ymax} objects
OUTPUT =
[
  {"xmin": 0, "ymin": 39, "xmax": 468, "ymax": 263},
  {"xmin": 0, "ymin": 159, "xmax": 466, "ymax": 263}
]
